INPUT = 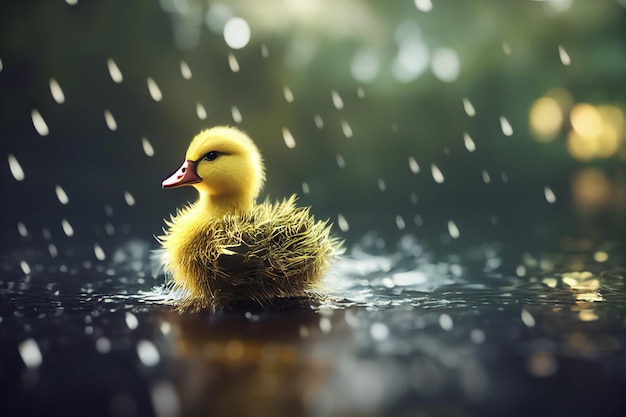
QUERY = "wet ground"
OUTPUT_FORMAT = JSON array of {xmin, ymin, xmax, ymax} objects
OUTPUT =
[{"xmin": 1, "ymin": 235, "xmax": 625, "ymax": 417}]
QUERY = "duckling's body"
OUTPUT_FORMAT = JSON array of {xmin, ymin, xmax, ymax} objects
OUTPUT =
[{"xmin": 158, "ymin": 126, "xmax": 341, "ymax": 311}]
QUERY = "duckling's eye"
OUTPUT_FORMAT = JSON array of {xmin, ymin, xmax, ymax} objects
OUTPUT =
[{"xmin": 202, "ymin": 151, "xmax": 220, "ymax": 162}]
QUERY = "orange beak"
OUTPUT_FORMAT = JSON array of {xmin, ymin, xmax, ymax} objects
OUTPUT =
[{"xmin": 162, "ymin": 160, "xmax": 202, "ymax": 189}]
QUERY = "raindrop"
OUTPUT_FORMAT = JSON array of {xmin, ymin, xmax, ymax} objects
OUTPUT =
[
  {"xmin": 65, "ymin": 0, "xmax": 78, "ymax": 6},
  {"xmin": 301, "ymin": 182, "xmax": 310, "ymax": 195},
  {"xmin": 151, "ymin": 380, "xmax": 180, "ymax": 417},
  {"xmin": 261, "ymin": 44, "xmax": 269, "ymax": 58},
  {"xmin": 142, "ymin": 137, "xmax": 155, "ymax": 157},
  {"xmin": 20, "ymin": 260, "xmax": 31, "ymax": 275},
  {"xmin": 8, "ymin": 154, "xmax": 25, "ymax": 181},
  {"xmin": 227, "ymin": 52, "xmax": 240, "ymax": 72},
  {"xmin": 395, "ymin": 215, "xmax": 406, "ymax": 230},
  {"xmin": 180, "ymin": 61, "xmax": 192, "ymax": 79},
  {"xmin": 408, "ymin": 156, "xmax": 420, "ymax": 173},
  {"xmin": 19, "ymin": 339, "xmax": 43, "ymax": 369},
  {"xmin": 337, "ymin": 214, "xmax": 349, "ymax": 232},
  {"xmin": 137, "ymin": 340, "xmax": 160, "ymax": 367},
  {"xmin": 96, "ymin": 337, "xmax": 111, "ymax": 354},
  {"xmin": 439, "ymin": 314, "xmax": 454, "ymax": 331},
  {"xmin": 55, "ymin": 185, "xmax": 69, "ymax": 205},
  {"xmin": 42, "ymin": 228, "xmax": 51, "ymax": 240},
  {"xmin": 414, "ymin": 214, "xmax": 423, "ymax": 226},
  {"xmin": 105, "ymin": 204, "xmax": 114, "ymax": 217},
  {"xmin": 94, "ymin": 243, "xmax": 106, "ymax": 261},
  {"xmin": 283, "ymin": 86, "xmax": 294, "ymax": 103},
  {"xmin": 516, "ymin": 265, "xmax": 526, "ymax": 277},
  {"xmin": 357, "ymin": 86, "xmax": 365, "ymax": 99},
  {"xmin": 104, "ymin": 109, "xmax": 117, "ymax": 131},
  {"xmin": 462, "ymin": 97, "xmax": 476, "ymax": 117},
  {"xmin": 282, "ymin": 128, "xmax": 296, "ymax": 149},
  {"xmin": 107, "ymin": 58, "xmax": 123, "ymax": 83},
  {"xmin": 502, "ymin": 41, "xmax": 512, "ymax": 55},
  {"xmin": 431, "ymin": 48, "xmax": 460, "ymax": 82},
  {"xmin": 463, "ymin": 132, "xmax": 476, "ymax": 152},
  {"xmin": 331, "ymin": 90, "xmax": 344, "ymax": 109},
  {"xmin": 17, "ymin": 222, "xmax": 28, "ymax": 237},
  {"xmin": 124, "ymin": 191, "xmax": 136, "ymax": 206},
  {"xmin": 500, "ymin": 116, "xmax": 513, "ymax": 136},
  {"xmin": 314, "ymin": 115, "xmax": 324, "ymax": 129},
  {"xmin": 414, "ymin": 0, "xmax": 433, "ymax": 11},
  {"xmin": 482, "ymin": 170, "xmax": 491, "ymax": 184},
  {"xmin": 125, "ymin": 312, "xmax": 139, "ymax": 330},
  {"xmin": 319, "ymin": 317, "xmax": 332, "ymax": 333},
  {"xmin": 147, "ymin": 77, "xmax": 163, "ymax": 102},
  {"xmin": 544, "ymin": 187, "xmax": 556, "ymax": 204},
  {"xmin": 521, "ymin": 309, "xmax": 536, "ymax": 328},
  {"xmin": 196, "ymin": 102, "xmax": 207, "ymax": 120},
  {"xmin": 370, "ymin": 322, "xmax": 390, "ymax": 341},
  {"xmin": 341, "ymin": 120, "xmax": 353, "ymax": 138},
  {"xmin": 61, "ymin": 218, "xmax": 74, "ymax": 237},
  {"xmin": 558, "ymin": 45, "xmax": 571, "ymax": 66},
  {"xmin": 105, "ymin": 223, "xmax": 115, "ymax": 236},
  {"xmin": 0, "ymin": 58, "xmax": 3, "ymax": 72},
  {"xmin": 31, "ymin": 109, "xmax": 49, "ymax": 136},
  {"xmin": 336, "ymin": 154, "xmax": 346, "ymax": 168},
  {"xmin": 501, "ymin": 172, "xmax": 509, "ymax": 183},
  {"xmin": 410, "ymin": 192, "xmax": 418, "ymax": 204},
  {"xmin": 470, "ymin": 329, "xmax": 486, "ymax": 344},
  {"xmin": 431, "ymin": 164, "xmax": 445, "ymax": 183},
  {"xmin": 231, "ymin": 105, "xmax": 243, "ymax": 123},
  {"xmin": 230, "ymin": 106, "xmax": 243, "ymax": 123},
  {"xmin": 378, "ymin": 178, "xmax": 386, "ymax": 192},
  {"xmin": 49, "ymin": 78, "xmax": 65, "ymax": 104},
  {"xmin": 448, "ymin": 220, "xmax": 460, "ymax": 239},
  {"xmin": 48, "ymin": 244, "xmax": 58, "ymax": 258},
  {"xmin": 223, "ymin": 17, "xmax": 251, "ymax": 49}
]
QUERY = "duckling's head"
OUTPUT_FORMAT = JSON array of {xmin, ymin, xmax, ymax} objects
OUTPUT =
[{"xmin": 162, "ymin": 126, "xmax": 265, "ymax": 214}]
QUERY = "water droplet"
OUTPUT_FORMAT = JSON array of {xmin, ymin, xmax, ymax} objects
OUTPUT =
[
  {"xmin": 96, "ymin": 337, "xmax": 111, "ymax": 354},
  {"xmin": 19, "ymin": 339, "xmax": 43, "ymax": 369},
  {"xmin": 357, "ymin": 86, "xmax": 365, "ymax": 98},
  {"xmin": 49, "ymin": 78, "xmax": 65, "ymax": 104},
  {"xmin": 180, "ymin": 61, "xmax": 192, "ymax": 79},
  {"xmin": 61, "ymin": 218, "xmax": 74, "ymax": 237},
  {"xmin": 301, "ymin": 182, "xmax": 310, "ymax": 195},
  {"xmin": 282, "ymin": 128, "xmax": 296, "ymax": 149},
  {"xmin": 558, "ymin": 45, "xmax": 571, "ymax": 66},
  {"xmin": 107, "ymin": 58, "xmax": 123, "ymax": 83},
  {"xmin": 55, "ymin": 185, "xmax": 69, "ymax": 205},
  {"xmin": 137, "ymin": 340, "xmax": 160, "ymax": 366},
  {"xmin": 463, "ymin": 132, "xmax": 476, "ymax": 152},
  {"xmin": 482, "ymin": 170, "xmax": 491, "ymax": 184},
  {"xmin": 395, "ymin": 215, "xmax": 406, "ymax": 230},
  {"xmin": 124, "ymin": 191, "xmax": 136, "ymax": 206},
  {"xmin": 378, "ymin": 178, "xmax": 386, "ymax": 192},
  {"xmin": 231, "ymin": 105, "xmax": 242, "ymax": 123},
  {"xmin": 462, "ymin": 97, "xmax": 476, "ymax": 117},
  {"xmin": 142, "ymin": 137, "xmax": 155, "ymax": 157},
  {"xmin": 94, "ymin": 243, "xmax": 106, "ymax": 261},
  {"xmin": 48, "ymin": 243, "xmax": 58, "ymax": 258},
  {"xmin": 431, "ymin": 164, "xmax": 445, "ymax": 183},
  {"xmin": 337, "ymin": 214, "xmax": 349, "ymax": 232},
  {"xmin": 228, "ymin": 52, "xmax": 240, "ymax": 72},
  {"xmin": 502, "ymin": 41, "xmax": 512, "ymax": 55},
  {"xmin": 439, "ymin": 314, "xmax": 453, "ymax": 331},
  {"xmin": 516, "ymin": 265, "xmax": 526, "ymax": 277},
  {"xmin": 500, "ymin": 116, "xmax": 513, "ymax": 136},
  {"xmin": 0, "ymin": 58, "xmax": 3, "ymax": 72},
  {"xmin": 341, "ymin": 120, "xmax": 353, "ymax": 138},
  {"xmin": 65, "ymin": 0, "xmax": 78, "ymax": 6},
  {"xmin": 8, "ymin": 154, "xmax": 25, "ymax": 181},
  {"xmin": 223, "ymin": 17, "xmax": 250, "ymax": 49},
  {"xmin": 17, "ymin": 222, "xmax": 28, "ymax": 237},
  {"xmin": 470, "ymin": 329, "xmax": 486, "ymax": 344},
  {"xmin": 521, "ymin": 308, "xmax": 536, "ymax": 328},
  {"xmin": 196, "ymin": 102, "xmax": 207, "ymax": 120},
  {"xmin": 125, "ymin": 312, "xmax": 139, "ymax": 330},
  {"xmin": 370, "ymin": 322, "xmax": 390, "ymax": 341},
  {"xmin": 448, "ymin": 220, "xmax": 460, "ymax": 239},
  {"xmin": 414, "ymin": 0, "xmax": 433, "ymax": 12},
  {"xmin": 408, "ymin": 156, "xmax": 420, "ymax": 174},
  {"xmin": 283, "ymin": 86, "xmax": 294, "ymax": 103},
  {"xmin": 31, "ymin": 109, "xmax": 49, "ymax": 136},
  {"xmin": 319, "ymin": 317, "xmax": 332, "ymax": 333},
  {"xmin": 20, "ymin": 260, "xmax": 31, "ymax": 275},
  {"xmin": 150, "ymin": 380, "xmax": 180, "ymax": 417},
  {"xmin": 544, "ymin": 187, "xmax": 556, "ymax": 203},
  {"xmin": 261, "ymin": 44, "xmax": 269, "ymax": 58},
  {"xmin": 331, "ymin": 90, "xmax": 344, "ymax": 109},
  {"xmin": 104, "ymin": 109, "xmax": 117, "ymax": 131},
  {"xmin": 147, "ymin": 77, "xmax": 163, "ymax": 102},
  {"xmin": 314, "ymin": 115, "xmax": 324, "ymax": 129},
  {"xmin": 410, "ymin": 192, "xmax": 418, "ymax": 204},
  {"xmin": 336, "ymin": 154, "xmax": 346, "ymax": 168}
]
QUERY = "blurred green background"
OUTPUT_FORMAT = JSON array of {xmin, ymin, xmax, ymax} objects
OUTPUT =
[{"xmin": 1, "ymin": 0, "xmax": 625, "ymax": 255}]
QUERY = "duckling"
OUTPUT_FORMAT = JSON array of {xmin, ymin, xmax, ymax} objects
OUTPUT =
[{"xmin": 158, "ymin": 126, "xmax": 342, "ymax": 312}]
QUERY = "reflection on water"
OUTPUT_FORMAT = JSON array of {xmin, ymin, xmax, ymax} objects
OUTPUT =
[{"xmin": 1, "ymin": 234, "xmax": 624, "ymax": 417}]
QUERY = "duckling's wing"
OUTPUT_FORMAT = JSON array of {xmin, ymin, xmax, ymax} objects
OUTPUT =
[{"xmin": 216, "ymin": 242, "xmax": 262, "ymax": 274}]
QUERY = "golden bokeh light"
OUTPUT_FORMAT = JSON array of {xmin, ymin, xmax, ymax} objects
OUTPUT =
[
  {"xmin": 529, "ymin": 97, "xmax": 563, "ymax": 142},
  {"xmin": 571, "ymin": 168, "xmax": 612, "ymax": 211},
  {"xmin": 571, "ymin": 103, "xmax": 603, "ymax": 138},
  {"xmin": 567, "ymin": 103, "xmax": 625, "ymax": 160}
]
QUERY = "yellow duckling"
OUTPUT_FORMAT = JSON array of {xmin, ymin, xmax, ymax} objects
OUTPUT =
[{"xmin": 158, "ymin": 126, "xmax": 342, "ymax": 311}]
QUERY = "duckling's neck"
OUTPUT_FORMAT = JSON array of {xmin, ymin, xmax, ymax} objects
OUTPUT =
[{"xmin": 197, "ymin": 191, "xmax": 253, "ymax": 218}]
